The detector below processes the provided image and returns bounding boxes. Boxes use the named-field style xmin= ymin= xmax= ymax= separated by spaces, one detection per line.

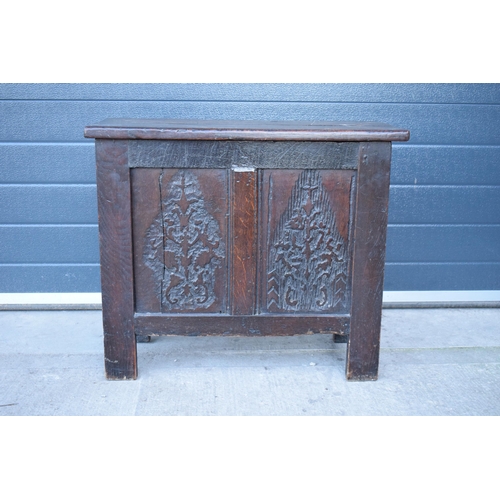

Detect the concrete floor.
xmin=0 ymin=308 xmax=499 ymax=415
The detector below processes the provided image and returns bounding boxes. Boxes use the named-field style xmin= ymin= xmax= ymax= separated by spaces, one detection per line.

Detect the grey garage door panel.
xmin=388 ymin=186 xmax=500 ymax=224
xmin=0 ymin=186 xmax=97 ymax=224
xmin=0 ymin=226 xmax=99 ymax=263
xmin=1 ymin=101 xmax=499 ymax=145
xmin=1 ymin=83 xmax=499 ymax=104
xmin=386 ymin=226 xmax=500 ymax=263
xmin=391 ymin=145 xmax=500 ymax=186
xmin=0 ymin=265 xmax=101 ymax=293
xmin=0 ymin=144 xmax=95 ymax=184
xmin=385 ymin=263 xmax=500 ymax=291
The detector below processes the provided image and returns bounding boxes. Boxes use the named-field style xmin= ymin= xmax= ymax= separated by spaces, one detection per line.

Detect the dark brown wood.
xmin=134 ymin=313 xmax=349 ymax=336
xmin=128 ymin=140 xmax=359 ymax=170
xmin=131 ymin=168 xmax=163 ymax=312
xmin=346 ymin=142 xmax=392 ymax=381
xmin=260 ymin=169 xmax=355 ymax=314
xmin=231 ymin=168 xmax=257 ymax=315
xmin=133 ymin=168 xmax=229 ymax=314
xmin=89 ymin=119 xmax=409 ymax=381
xmin=85 ymin=119 xmax=410 ymax=142
xmin=95 ymin=139 xmax=137 ymax=380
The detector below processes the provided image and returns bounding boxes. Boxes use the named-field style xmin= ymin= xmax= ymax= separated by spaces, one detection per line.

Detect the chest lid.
xmin=84 ymin=118 xmax=410 ymax=142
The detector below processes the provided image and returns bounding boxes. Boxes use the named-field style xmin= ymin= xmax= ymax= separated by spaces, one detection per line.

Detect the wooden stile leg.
xmin=230 ymin=168 xmax=257 ymax=315
xmin=96 ymin=139 xmax=137 ymax=380
xmin=346 ymin=142 xmax=392 ymax=381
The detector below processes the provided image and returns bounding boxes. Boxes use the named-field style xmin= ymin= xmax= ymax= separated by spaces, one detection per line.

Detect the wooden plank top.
xmin=84 ymin=118 xmax=410 ymax=142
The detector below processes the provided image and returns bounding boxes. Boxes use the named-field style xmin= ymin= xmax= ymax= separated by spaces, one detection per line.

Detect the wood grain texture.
xmin=346 ymin=142 xmax=392 ymax=381
xmin=131 ymin=168 xmax=163 ymax=312
xmin=260 ymin=169 xmax=355 ymax=314
xmin=92 ymin=126 xmax=400 ymax=381
xmin=134 ymin=313 xmax=349 ymax=336
xmin=85 ymin=119 xmax=410 ymax=142
xmin=96 ymin=139 xmax=137 ymax=380
xmin=132 ymin=168 xmax=228 ymax=314
xmin=230 ymin=169 xmax=257 ymax=315
xmin=128 ymin=140 xmax=359 ymax=169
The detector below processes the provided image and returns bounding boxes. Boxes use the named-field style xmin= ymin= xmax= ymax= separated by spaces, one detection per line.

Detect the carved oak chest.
xmin=84 ymin=119 xmax=409 ymax=381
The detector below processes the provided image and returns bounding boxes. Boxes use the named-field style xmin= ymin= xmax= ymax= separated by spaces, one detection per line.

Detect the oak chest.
xmin=84 ymin=119 xmax=409 ymax=381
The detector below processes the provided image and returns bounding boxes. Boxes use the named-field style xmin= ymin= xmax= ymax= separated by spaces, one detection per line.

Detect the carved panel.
xmin=132 ymin=168 xmax=227 ymax=313
xmin=263 ymin=169 xmax=353 ymax=314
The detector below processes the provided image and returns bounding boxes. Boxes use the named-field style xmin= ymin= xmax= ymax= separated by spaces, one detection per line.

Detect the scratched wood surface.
xmin=230 ymin=169 xmax=257 ymax=315
xmin=131 ymin=168 xmax=163 ymax=312
xmin=85 ymin=118 xmax=410 ymax=142
xmin=132 ymin=168 xmax=228 ymax=314
xmin=346 ymin=142 xmax=392 ymax=380
xmin=128 ymin=140 xmax=359 ymax=170
xmin=134 ymin=314 xmax=349 ymax=337
xmin=90 ymin=120 xmax=408 ymax=381
xmin=259 ymin=169 xmax=355 ymax=315
xmin=95 ymin=139 xmax=137 ymax=380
